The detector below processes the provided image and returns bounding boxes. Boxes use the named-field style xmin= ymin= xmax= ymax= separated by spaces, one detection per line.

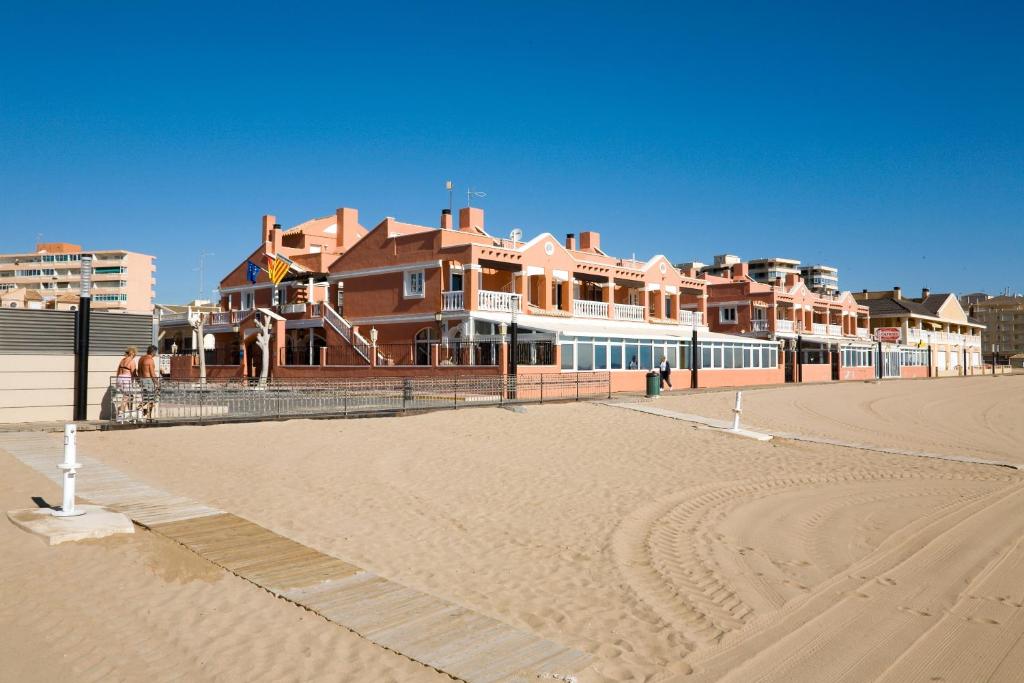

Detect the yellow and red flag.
xmin=266 ymin=254 xmax=290 ymax=285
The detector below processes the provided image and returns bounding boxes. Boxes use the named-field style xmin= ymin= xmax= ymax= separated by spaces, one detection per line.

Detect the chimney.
xmin=262 ymin=214 xmax=276 ymax=244
xmin=565 ymin=233 xmax=576 ymax=250
xmin=731 ymin=262 xmax=748 ymax=280
xmin=785 ymin=273 xmax=799 ymax=287
xmin=921 ymin=287 xmax=930 ymax=299
xmin=893 ymin=286 xmax=901 ymax=300
xmin=271 ymin=223 xmax=283 ymax=253
xmin=458 ymin=207 xmax=484 ymax=232
xmin=579 ymin=231 xmax=600 ymax=252
xmin=440 ymin=208 xmax=453 ymax=230
xmin=335 ymin=207 xmax=362 ymax=251
xmin=775 ymin=276 xmax=783 ymax=288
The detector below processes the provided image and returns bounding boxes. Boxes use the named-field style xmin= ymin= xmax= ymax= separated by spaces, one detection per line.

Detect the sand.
xmin=3 ymin=375 xmax=1023 ymax=681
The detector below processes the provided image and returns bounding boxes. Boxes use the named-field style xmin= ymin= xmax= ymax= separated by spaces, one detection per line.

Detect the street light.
xmin=73 ymin=255 xmax=94 ymax=421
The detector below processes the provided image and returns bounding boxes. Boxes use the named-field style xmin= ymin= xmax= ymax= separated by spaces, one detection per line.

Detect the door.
xmin=831 ymin=348 xmax=840 ymax=380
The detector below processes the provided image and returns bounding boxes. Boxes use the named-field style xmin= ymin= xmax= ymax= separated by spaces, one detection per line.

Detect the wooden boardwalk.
xmin=0 ymin=433 xmax=592 ymax=683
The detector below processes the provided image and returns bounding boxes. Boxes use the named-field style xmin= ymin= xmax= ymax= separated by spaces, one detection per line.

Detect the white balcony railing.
xmin=477 ymin=290 xmax=521 ymax=313
xmin=573 ymin=299 xmax=608 ymax=319
xmin=210 ymin=311 xmax=231 ymax=325
xmin=812 ymin=323 xmax=827 ymax=336
xmin=827 ymin=324 xmax=843 ymax=336
xmin=752 ymin=319 xmax=769 ymax=332
xmin=776 ymin=319 xmax=795 ymax=333
xmin=856 ymin=327 xmax=869 ymax=338
xmin=678 ymin=310 xmax=705 ymax=326
xmin=614 ymin=303 xmax=645 ymax=322
xmin=159 ymin=312 xmax=189 ymax=323
xmin=230 ymin=309 xmax=251 ymax=324
xmin=442 ymin=290 xmax=464 ymax=311
xmin=278 ymin=303 xmax=307 ymax=314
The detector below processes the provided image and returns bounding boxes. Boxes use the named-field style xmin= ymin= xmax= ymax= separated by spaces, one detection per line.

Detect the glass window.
xmin=701 ymin=345 xmax=711 ymax=368
xmin=610 ymin=344 xmax=623 ymax=369
xmin=578 ymin=343 xmax=594 ymax=371
xmin=667 ymin=345 xmax=678 ymax=368
xmin=561 ymin=343 xmax=575 ymax=370
xmin=713 ymin=345 xmax=723 ymax=368
xmin=743 ymin=347 xmax=751 ymax=367
xmin=724 ymin=345 xmax=735 ymax=368
xmin=720 ymin=306 xmax=737 ymax=323
xmin=594 ymin=343 xmax=607 ymax=370
xmin=625 ymin=343 xmax=639 ymax=369
xmin=640 ymin=344 xmax=653 ymax=369
xmin=404 ymin=270 xmax=425 ymax=298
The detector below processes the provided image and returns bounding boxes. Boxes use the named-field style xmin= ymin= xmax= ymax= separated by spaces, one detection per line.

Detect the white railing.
xmin=442 ymin=291 xmax=464 ymax=311
xmin=210 ymin=311 xmax=231 ymax=326
xmin=477 ymin=290 xmax=521 ymax=312
xmin=827 ymin=324 xmax=843 ymax=336
xmin=614 ymin=303 xmax=645 ymax=322
xmin=776 ymin=319 xmax=794 ymax=333
xmin=812 ymin=323 xmax=827 ymax=336
xmin=230 ymin=309 xmax=251 ymax=324
xmin=159 ymin=312 xmax=189 ymax=323
xmin=856 ymin=327 xmax=869 ymax=338
xmin=678 ymin=310 xmax=705 ymax=326
xmin=752 ymin=319 xmax=769 ymax=332
xmin=321 ymin=303 xmax=373 ymax=362
xmin=573 ymin=299 xmax=608 ymax=319
xmin=310 ymin=303 xmax=323 ymax=317
xmin=279 ymin=303 xmax=306 ymax=314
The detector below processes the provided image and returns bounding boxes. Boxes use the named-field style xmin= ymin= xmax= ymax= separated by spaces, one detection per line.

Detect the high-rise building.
xmin=799 ymin=264 xmax=839 ymax=296
xmin=968 ymin=294 xmax=1024 ymax=356
xmin=0 ymin=242 xmax=155 ymax=313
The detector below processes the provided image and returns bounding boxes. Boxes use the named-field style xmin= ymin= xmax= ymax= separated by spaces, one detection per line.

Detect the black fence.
xmin=438 ymin=341 xmax=500 ymax=366
xmin=514 ymin=340 xmax=555 ymax=366
xmin=108 ymin=373 xmax=613 ymax=424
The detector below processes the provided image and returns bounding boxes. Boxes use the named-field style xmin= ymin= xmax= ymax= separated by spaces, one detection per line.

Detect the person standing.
xmin=659 ymin=355 xmax=672 ymax=391
xmin=116 ymin=347 xmax=138 ymax=420
xmin=138 ymin=345 xmax=160 ymax=420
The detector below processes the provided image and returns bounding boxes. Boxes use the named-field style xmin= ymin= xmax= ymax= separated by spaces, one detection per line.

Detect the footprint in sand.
xmin=964 ymin=616 xmax=1000 ymax=625
xmin=898 ymin=606 xmax=932 ymax=617
xmin=876 ymin=577 xmax=898 ymax=586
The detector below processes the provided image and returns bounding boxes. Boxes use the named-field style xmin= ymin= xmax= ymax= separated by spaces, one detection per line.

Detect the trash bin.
xmin=646 ymin=370 xmax=661 ymax=398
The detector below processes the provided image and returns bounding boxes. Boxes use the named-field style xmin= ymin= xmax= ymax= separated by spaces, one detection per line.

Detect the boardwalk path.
xmin=0 ymin=432 xmax=591 ymax=683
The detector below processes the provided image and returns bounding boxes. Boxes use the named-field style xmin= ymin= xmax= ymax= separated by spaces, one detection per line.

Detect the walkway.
xmin=0 ymin=432 xmax=592 ymax=683
xmin=604 ymin=402 xmax=1023 ymax=471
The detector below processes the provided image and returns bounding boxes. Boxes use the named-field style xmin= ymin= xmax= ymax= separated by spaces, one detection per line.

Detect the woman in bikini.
xmin=116 ymin=347 xmax=138 ymax=419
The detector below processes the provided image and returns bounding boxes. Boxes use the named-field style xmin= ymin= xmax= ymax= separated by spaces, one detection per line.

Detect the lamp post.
xmin=73 ymin=254 xmax=93 ymax=421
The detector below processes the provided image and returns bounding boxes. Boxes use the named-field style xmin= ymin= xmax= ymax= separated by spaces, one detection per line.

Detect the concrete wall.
xmin=799 ymin=364 xmax=832 ymax=383
xmin=838 ymin=365 xmax=876 ymax=381
xmin=0 ymin=354 xmax=121 ymax=423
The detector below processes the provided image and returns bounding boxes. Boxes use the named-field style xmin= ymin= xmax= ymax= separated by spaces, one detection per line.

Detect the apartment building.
xmin=968 ymin=294 xmax=1024 ymax=356
xmin=747 ymin=257 xmax=801 ymax=286
xmin=799 ymin=264 xmax=839 ymax=296
xmin=0 ymin=242 xmax=155 ymax=313
xmin=854 ymin=287 xmax=985 ymax=376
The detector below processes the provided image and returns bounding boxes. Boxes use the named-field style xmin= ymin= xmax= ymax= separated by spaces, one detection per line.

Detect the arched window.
xmin=414 ymin=327 xmax=437 ymax=366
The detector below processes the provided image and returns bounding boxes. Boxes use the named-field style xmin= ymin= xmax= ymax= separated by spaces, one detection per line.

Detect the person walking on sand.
xmin=138 ymin=345 xmax=160 ymax=420
xmin=659 ymin=355 xmax=672 ymax=391
xmin=116 ymin=346 xmax=138 ymax=419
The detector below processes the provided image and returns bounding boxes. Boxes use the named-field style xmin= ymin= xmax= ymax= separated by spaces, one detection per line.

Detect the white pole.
xmin=732 ymin=391 xmax=742 ymax=431
xmin=53 ymin=423 xmax=85 ymax=517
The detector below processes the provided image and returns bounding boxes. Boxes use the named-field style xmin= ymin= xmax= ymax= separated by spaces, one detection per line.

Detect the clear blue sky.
xmin=2 ymin=1 xmax=1021 ymax=303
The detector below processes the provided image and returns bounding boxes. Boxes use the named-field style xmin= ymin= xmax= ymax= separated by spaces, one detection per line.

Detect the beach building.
xmin=747 ymin=257 xmax=801 ymax=286
xmin=968 ymin=294 xmax=1024 ymax=357
xmin=799 ymin=264 xmax=840 ymax=296
xmin=688 ymin=260 xmax=875 ymax=382
xmin=0 ymin=242 xmax=155 ymax=313
xmin=854 ymin=287 xmax=985 ymax=376
xmin=186 ymin=205 xmax=785 ymax=389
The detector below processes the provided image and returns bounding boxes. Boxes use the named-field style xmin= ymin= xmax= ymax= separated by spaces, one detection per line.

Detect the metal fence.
xmin=108 ymin=372 xmax=612 ymax=424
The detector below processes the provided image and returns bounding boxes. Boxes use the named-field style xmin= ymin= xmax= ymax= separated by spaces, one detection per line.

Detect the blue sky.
xmin=2 ymin=1 xmax=1021 ymax=303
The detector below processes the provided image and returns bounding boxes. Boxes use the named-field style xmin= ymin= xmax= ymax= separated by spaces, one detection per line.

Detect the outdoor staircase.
xmin=319 ymin=303 xmax=375 ymax=363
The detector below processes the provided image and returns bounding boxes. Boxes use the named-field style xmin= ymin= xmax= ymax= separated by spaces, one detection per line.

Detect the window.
xmin=450 ymin=271 xmax=463 ymax=292
xmin=720 ymin=306 xmax=737 ymax=324
xmin=404 ymin=270 xmax=425 ymax=298
xmin=242 ymin=291 xmax=254 ymax=310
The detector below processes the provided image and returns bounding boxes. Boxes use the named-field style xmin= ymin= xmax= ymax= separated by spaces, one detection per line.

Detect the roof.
xmin=858 ymin=296 xmax=937 ymax=319
xmin=919 ymin=293 xmax=953 ymax=316
xmin=56 ymin=292 xmax=80 ymax=303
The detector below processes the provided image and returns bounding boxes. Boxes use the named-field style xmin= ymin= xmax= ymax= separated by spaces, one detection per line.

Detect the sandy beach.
xmin=3 ymin=375 xmax=1023 ymax=682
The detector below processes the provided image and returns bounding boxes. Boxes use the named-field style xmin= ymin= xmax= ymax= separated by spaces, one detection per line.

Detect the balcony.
xmin=678 ymin=310 xmax=704 ymax=326
xmin=752 ymin=319 xmax=769 ymax=332
xmin=477 ymin=290 xmax=521 ymax=313
xmin=812 ymin=323 xmax=827 ymax=336
xmin=776 ymin=319 xmax=795 ymax=333
xmin=614 ymin=303 xmax=645 ymax=322
xmin=278 ymin=303 xmax=307 ymax=315
xmin=573 ymin=300 xmax=608 ymax=319
xmin=442 ymin=291 xmax=464 ymax=311
xmin=827 ymin=324 xmax=843 ymax=336
xmin=856 ymin=327 xmax=869 ymax=338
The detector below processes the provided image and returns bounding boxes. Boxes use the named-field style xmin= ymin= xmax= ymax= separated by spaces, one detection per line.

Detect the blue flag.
xmin=246 ymin=260 xmax=259 ymax=284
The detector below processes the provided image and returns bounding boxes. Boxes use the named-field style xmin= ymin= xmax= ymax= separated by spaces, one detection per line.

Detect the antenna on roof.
xmin=445 ymin=180 xmax=453 ymax=214
xmin=466 ymin=188 xmax=486 ymax=207
xmin=194 ymin=251 xmax=215 ymax=301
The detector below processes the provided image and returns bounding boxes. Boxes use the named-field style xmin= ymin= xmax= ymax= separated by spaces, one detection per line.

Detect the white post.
xmin=53 ymin=423 xmax=85 ymax=517
xmin=731 ymin=391 xmax=742 ymax=431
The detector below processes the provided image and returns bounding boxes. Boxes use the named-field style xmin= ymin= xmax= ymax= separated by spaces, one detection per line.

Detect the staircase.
xmin=320 ymin=303 xmax=374 ymax=363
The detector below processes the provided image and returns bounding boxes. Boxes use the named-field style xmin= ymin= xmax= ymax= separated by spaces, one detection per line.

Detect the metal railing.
xmin=108 ymin=373 xmax=612 ymax=424
xmin=573 ymin=299 xmax=608 ymax=319
xmin=438 ymin=340 xmax=500 ymax=366
xmin=278 ymin=303 xmax=307 ymax=314
xmin=375 ymin=342 xmax=431 ymax=366
xmin=442 ymin=291 xmax=464 ymax=311
xmin=514 ymin=340 xmax=555 ymax=366
xmin=751 ymin=319 xmax=769 ymax=332
xmin=324 ymin=345 xmax=371 ymax=366
xmin=280 ymin=347 xmax=323 ymax=366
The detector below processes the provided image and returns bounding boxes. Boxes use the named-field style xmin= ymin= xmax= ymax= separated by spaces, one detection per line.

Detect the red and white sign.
xmin=874 ymin=327 xmax=901 ymax=343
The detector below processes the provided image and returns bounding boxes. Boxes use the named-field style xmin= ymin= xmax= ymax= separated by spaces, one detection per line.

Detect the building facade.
xmin=854 ymin=287 xmax=985 ymax=376
xmin=0 ymin=242 xmax=155 ymax=313
xmin=968 ymin=294 xmax=1024 ymax=357
xmin=799 ymin=264 xmax=839 ymax=296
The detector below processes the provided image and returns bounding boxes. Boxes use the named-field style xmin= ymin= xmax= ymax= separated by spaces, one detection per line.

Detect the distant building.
xmin=968 ymin=294 xmax=1024 ymax=356
xmin=747 ymin=257 xmax=801 ymax=287
xmin=0 ymin=242 xmax=155 ymax=313
xmin=799 ymin=264 xmax=839 ymax=296
xmin=959 ymin=292 xmax=990 ymax=308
